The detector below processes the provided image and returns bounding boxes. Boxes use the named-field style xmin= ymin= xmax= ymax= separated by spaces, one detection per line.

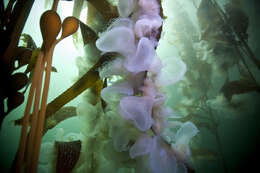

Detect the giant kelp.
xmin=3 ymin=0 xmax=259 ymax=173
xmin=14 ymin=1 xmax=81 ymax=172
xmin=55 ymin=140 xmax=81 ymax=173
xmin=7 ymin=0 xmax=118 ymax=172
xmin=0 ymin=0 xmax=35 ymax=127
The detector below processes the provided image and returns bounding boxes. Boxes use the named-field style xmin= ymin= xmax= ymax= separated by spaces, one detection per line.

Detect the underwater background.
xmin=0 ymin=0 xmax=260 ymax=172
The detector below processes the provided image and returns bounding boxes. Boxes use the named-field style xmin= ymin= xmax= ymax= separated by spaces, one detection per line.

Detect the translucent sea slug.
xmin=95 ymin=0 xmax=199 ymax=172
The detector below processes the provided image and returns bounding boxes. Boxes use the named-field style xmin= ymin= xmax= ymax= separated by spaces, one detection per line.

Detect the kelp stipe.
xmin=15 ymin=0 xmax=79 ymax=172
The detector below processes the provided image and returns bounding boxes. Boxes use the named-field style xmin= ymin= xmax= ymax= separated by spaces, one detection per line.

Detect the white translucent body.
xmin=155 ymin=56 xmax=187 ymax=86
xmin=119 ymin=96 xmax=154 ymax=131
xmin=101 ymin=82 xmax=134 ymax=103
xmin=149 ymin=137 xmax=177 ymax=173
xmin=124 ymin=37 xmax=155 ymax=73
xmin=172 ymin=122 xmax=199 ymax=161
xmin=135 ymin=14 xmax=162 ymax=39
xmin=108 ymin=18 xmax=134 ymax=30
xmin=117 ymin=0 xmax=137 ymax=17
xmin=129 ymin=135 xmax=153 ymax=158
xmin=96 ymin=26 xmax=136 ymax=56
xmin=138 ymin=0 xmax=160 ymax=15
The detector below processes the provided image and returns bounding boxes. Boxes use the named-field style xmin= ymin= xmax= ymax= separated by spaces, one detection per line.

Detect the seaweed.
xmin=45 ymin=52 xmax=115 ymax=120
xmin=20 ymin=33 xmax=38 ymax=50
xmin=190 ymin=147 xmax=218 ymax=161
xmin=55 ymin=140 xmax=82 ymax=173
xmin=208 ymin=0 xmax=260 ymax=71
xmin=13 ymin=21 xmax=107 ymax=132
xmin=3 ymin=0 xmax=208 ymax=172
xmin=0 ymin=0 xmax=35 ymax=127
xmin=44 ymin=106 xmax=77 ymax=133
xmin=41 ymin=21 xmax=108 ymax=123
xmin=71 ymin=0 xmax=118 ymax=48
xmin=14 ymin=1 xmax=82 ymax=172
xmin=79 ymin=21 xmax=98 ymax=45
xmin=221 ymin=80 xmax=260 ymax=101
xmin=87 ymin=0 xmax=118 ymax=22
xmin=167 ymin=1 xmax=260 ymax=172
xmin=21 ymin=37 xmax=58 ymax=94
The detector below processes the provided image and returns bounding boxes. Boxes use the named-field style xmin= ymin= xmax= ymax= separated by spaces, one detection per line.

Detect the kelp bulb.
xmin=40 ymin=10 xmax=61 ymax=52
xmin=61 ymin=17 xmax=79 ymax=39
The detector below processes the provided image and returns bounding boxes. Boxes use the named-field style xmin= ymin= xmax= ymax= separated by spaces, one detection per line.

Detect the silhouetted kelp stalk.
xmin=0 ymin=0 xmax=35 ymax=127
xmin=210 ymin=0 xmax=260 ymax=71
xmin=15 ymin=0 xmax=79 ymax=172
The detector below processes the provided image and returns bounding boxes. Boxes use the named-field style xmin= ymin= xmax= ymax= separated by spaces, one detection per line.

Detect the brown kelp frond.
xmin=44 ymin=106 xmax=77 ymax=133
xmin=0 ymin=0 xmax=35 ymax=127
xmin=24 ymin=48 xmax=41 ymax=73
xmin=12 ymin=47 xmax=32 ymax=70
xmin=71 ymin=0 xmax=108 ymax=48
xmin=14 ymin=106 xmax=76 ymax=129
xmin=87 ymin=0 xmax=118 ymax=22
xmin=10 ymin=73 xmax=29 ymax=92
xmin=85 ymin=2 xmax=107 ymax=33
xmin=221 ymin=80 xmax=260 ymax=101
xmin=191 ymin=147 xmax=218 ymax=161
xmin=55 ymin=140 xmax=82 ymax=173
xmin=93 ymin=79 xmax=103 ymax=98
xmin=20 ymin=33 xmax=38 ymax=50
xmin=14 ymin=53 xmax=115 ymax=130
xmin=80 ymin=21 xmax=98 ymax=45
xmin=3 ymin=0 xmax=35 ymax=63
xmin=4 ymin=92 xmax=24 ymax=124
xmin=1 ymin=71 xmax=28 ymax=121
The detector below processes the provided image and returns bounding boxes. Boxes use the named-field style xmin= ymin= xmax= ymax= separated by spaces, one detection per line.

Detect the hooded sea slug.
xmin=95 ymin=0 xmax=199 ymax=172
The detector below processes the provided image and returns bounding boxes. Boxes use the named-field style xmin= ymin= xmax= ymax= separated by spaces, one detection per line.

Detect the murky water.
xmin=0 ymin=0 xmax=259 ymax=173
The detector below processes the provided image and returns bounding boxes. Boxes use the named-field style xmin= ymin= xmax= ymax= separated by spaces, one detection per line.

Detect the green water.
xmin=1 ymin=0 xmax=260 ymax=173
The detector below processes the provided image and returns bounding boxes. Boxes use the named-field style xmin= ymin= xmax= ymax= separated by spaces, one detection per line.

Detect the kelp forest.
xmin=0 ymin=0 xmax=260 ymax=173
